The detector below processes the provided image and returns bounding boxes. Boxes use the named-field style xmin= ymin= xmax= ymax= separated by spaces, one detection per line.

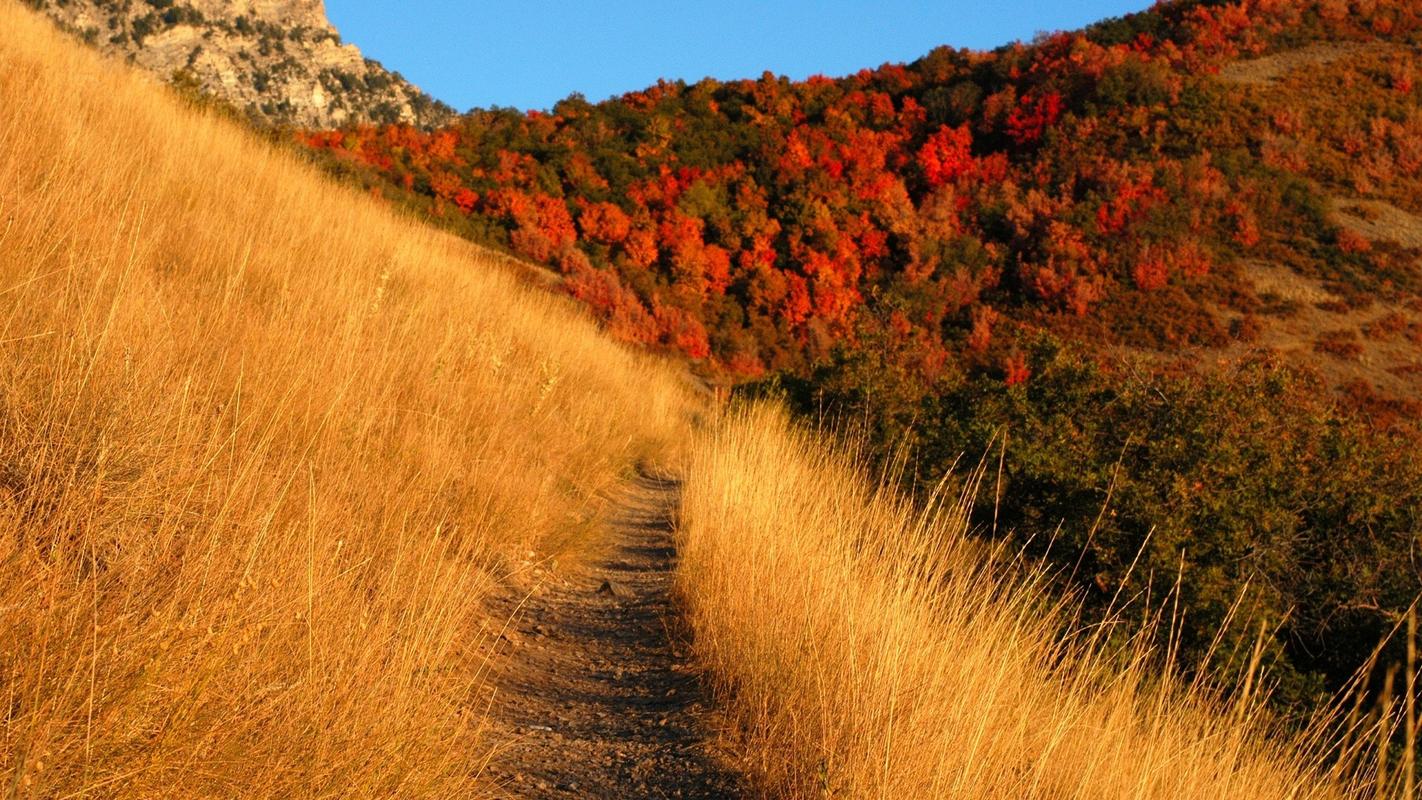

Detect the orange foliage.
xmin=918 ymin=124 xmax=974 ymax=187
xmin=295 ymin=0 xmax=1422 ymax=375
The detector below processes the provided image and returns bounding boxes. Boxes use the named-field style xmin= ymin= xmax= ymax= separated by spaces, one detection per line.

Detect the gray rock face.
xmin=31 ymin=0 xmax=455 ymax=129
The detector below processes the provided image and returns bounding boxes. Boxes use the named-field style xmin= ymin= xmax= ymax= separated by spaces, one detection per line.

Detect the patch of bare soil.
xmin=1242 ymin=259 xmax=1337 ymax=305
xmin=1332 ymin=197 xmax=1422 ymax=250
xmin=1218 ymin=41 xmax=1367 ymax=85
xmin=478 ymin=473 xmax=746 ymax=799
xmin=1208 ymin=261 xmax=1422 ymax=397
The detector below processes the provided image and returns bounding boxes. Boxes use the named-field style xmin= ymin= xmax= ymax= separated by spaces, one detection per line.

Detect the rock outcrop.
xmin=31 ymin=0 xmax=454 ymax=128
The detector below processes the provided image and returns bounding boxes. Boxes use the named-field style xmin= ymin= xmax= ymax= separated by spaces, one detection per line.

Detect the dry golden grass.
xmin=0 ymin=2 xmax=693 ymax=795
xmin=676 ymin=404 xmax=1401 ymax=799
xmin=6 ymin=3 xmax=1415 ymax=798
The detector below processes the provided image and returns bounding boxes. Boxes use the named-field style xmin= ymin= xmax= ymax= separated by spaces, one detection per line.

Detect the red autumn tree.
xmin=918 ymin=124 xmax=974 ymax=187
xmin=579 ymin=202 xmax=633 ymax=244
xmin=1006 ymin=91 xmax=1065 ymax=145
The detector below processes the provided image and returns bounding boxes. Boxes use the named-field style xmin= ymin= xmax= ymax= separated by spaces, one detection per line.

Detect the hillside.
xmin=0 ymin=2 xmax=690 ymax=794
xmin=296 ymin=0 xmax=1422 ymax=717
xmin=677 ymin=405 xmax=1403 ymax=798
xmin=296 ymin=0 xmax=1422 ymax=394
xmin=30 ymin=0 xmax=452 ymax=127
xmin=5 ymin=0 xmax=1422 ymax=797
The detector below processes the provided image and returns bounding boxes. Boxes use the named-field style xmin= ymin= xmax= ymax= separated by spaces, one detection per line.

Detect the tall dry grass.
xmin=676 ymin=404 xmax=1398 ymax=799
xmin=6 ymin=2 xmax=1412 ymax=798
xmin=0 ymin=3 xmax=692 ymax=795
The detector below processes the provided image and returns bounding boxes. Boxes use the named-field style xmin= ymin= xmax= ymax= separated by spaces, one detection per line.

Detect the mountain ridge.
xmin=31 ymin=0 xmax=453 ymax=128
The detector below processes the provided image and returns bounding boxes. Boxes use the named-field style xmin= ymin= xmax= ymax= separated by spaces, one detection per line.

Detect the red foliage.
xmin=1003 ymin=352 xmax=1031 ymax=386
xmin=967 ymin=306 xmax=998 ymax=352
xmin=918 ymin=124 xmax=974 ymax=187
xmin=1006 ymin=91 xmax=1064 ymax=145
xmin=1096 ymin=169 xmax=1166 ymax=234
xmin=703 ymin=244 xmax=732 ymax=295
xmin=782 ymin=273 xmax=813 ymax=325
xmin=1172 ymin=239 xmax=1213 ymax=278
xmin=534 ymin=195 xmax=577 ymax=251
xmin=295 ymin=0 xmax=1422 ymax=375
xmin=579 ymin=202 xmax=632 ymax=244
xmin=1337 ymin=228 xmax=1372 ymax=253
xmin=724 ymin=351 xmax=767 ymax=378
xmin=429 ymin=171 xmax=464 ymax=204
xmin=653 ymin=303 xmax=712 ymax=359
xmin=1392 ymin=63 xmax=1415 ymax=94
xmin=658 ymin=210 xmax=704 ymax=255
xmin=622 ymin=227 xmax=659 ymax=269
xmin=1132 ymin=254 xmax=1169 ymax=291
xmin=482 ymin=187 xmax=534 ymax=223
xmin=454 ymin=188 xmax=478 ymax=214
xmin=1226 ymin=201 xmax=1261 ymax=249
xmin=563 ymin=262 xmax=659 ymax=345
xmin=510 ymin=228 xmax=556 ymax=263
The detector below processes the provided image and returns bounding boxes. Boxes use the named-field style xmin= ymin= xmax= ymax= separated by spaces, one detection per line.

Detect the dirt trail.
xmin=480 ymin=473 xmax=745 ymax=799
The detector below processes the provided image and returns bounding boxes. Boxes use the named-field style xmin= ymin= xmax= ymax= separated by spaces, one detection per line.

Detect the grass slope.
xmin=0 ymin=3 xmax=690 ymax=795
xmin=677 ymin=405 xmax=1409 ymax=798
xmin=3 ymin=2 xmax=1415 ymax=798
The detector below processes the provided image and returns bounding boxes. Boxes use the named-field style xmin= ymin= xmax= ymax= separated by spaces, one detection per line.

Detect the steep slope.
xmin=2 ymin=1 xmax=1418 ymax=797
xmin=294 ymin=0 xmax=1422 ymax=394
xmin=673 ymin=405 xmax=1409 ymax=798
xmin=0 ymin=2 xmax=691 ymax=795
xmin=294 ymin=0 xmax=1422 ymax=718
xmin=30 ymin=0 xmax=453 ymax=127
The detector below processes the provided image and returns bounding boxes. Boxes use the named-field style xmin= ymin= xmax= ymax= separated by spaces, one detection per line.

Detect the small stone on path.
xmin=596 ymin=578 xmax=631 ymax=599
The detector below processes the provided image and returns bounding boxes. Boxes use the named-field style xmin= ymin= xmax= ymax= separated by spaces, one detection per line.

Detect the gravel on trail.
xmin=479 ymin=473 xmax=747 ymax=799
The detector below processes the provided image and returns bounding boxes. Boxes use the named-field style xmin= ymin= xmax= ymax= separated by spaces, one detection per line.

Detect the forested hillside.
xmin=296 ymin=0 xmax=1422 ymax=715
xmin=299 ymin=0 xmax=1421 ymax=387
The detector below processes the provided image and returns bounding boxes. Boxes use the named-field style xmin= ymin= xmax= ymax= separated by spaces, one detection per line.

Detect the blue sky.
xmin=325 ymin=1 xmax=1154 ymax=113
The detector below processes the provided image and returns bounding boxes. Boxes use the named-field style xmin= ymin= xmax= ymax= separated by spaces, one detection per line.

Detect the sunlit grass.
xmin=676 ymin=404 xmax=1402 ymax=799
xmin=0 ymin=3 xmax=692 ymax=795
xmin=5 ymin=2 xmax=1416 ymax=798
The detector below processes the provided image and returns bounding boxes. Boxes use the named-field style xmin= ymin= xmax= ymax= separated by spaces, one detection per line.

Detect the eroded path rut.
xmin=481 ymin=473 xmax=745 ymax=799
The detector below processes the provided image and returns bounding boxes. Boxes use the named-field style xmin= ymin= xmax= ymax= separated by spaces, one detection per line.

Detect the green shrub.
xmin=770 ymin=337 xmax=1422 ymax=715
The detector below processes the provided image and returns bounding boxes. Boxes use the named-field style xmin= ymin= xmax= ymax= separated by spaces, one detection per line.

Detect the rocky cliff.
xmin=31 ymin=0 xmax=453 ymax=128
